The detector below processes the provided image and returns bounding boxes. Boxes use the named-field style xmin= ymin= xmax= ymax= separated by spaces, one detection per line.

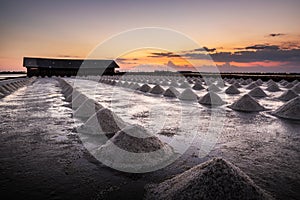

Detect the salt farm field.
xmin=0 ymin=76 xmax=299 ymax=199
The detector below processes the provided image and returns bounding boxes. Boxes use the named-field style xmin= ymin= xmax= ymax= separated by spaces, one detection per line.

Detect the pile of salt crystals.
xmin=278 ymin=89 xmax=298 ymax=101
xmin=77 ymin=108 xmax=127 ymax=135
xmin=145 ymin=157 xmax=273 ymax=200
xmin=149 ymin=85 xmax=165 ymax=95
xmin=225 ymin=85 xmax=240 ymax=94
xmin=248 ymin=87 xmax=268 ymax=98
xmin=266 ymin=83 xmax=281 ymax=92
xmin=73 ymin=99 xmax=103 ymax=121
xmin=199 ymin=91 xmax=225 ymax=106
xmin=163 ymin=87 xmax=180 ymax=98
xmin=178 ymin=88 xmax=198 ymax=101
xmin=291 ymin=83 xmax=300 ymax=94
xmin=272 ymin=96 xmax=300 ymax=120
xmin=139 ymin=84 xmax=151 ymax=93
xmin=207 ymin=84 xmax=221 ymax=92
xmin=192 ymin=82 xmax=205 ymax=90
xmin=229 ymin=94 xmax=265 ymax=112
xmin=94 ymin=124 xmax=174 ymax=172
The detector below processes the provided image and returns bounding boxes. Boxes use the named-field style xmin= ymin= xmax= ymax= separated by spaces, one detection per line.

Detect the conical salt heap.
xmin=145 ymin=157 xmax=272 ymax=200
xmin=163 ymin=87 xmax=180 ymax=98
xmin=179 ymin=82 xmax=191 ymax=88
xmin=229 ymin=94 xmax=265 ymax=112
xmin=72 ymin=93 xmax=89 ymax=109
xmin=256 ymin=79 xmax=264 ymax=85
xmin=78 ymin=108 xmax=127 ymax=135
xmin=192 ymin=82 xmax=204 ymax=90
xmin=248 ymin=87 xmax=268 ymax=98
xmin=207 ymin=84 xmax=221 ymax=92
xmin=292 ymin=80 xmax=299 ymax=85
xmin=199 ymin=91 xmax=225 ymax=106
xmin=278 ymin=89 xmax=298 ymax=101
xmin=225 ymin=85 xmax=240 ymax=94
xmin=233 ymin=82 xmax=242 ymax=88
xmin=178 ymin=88 xmax=198 ymax=101
xmin=246 ymin=82 xmax=258 ymax=89
xmin=94 ymin=124 xmax=174 ymax=171
xmin=266 ymin=83 xmax=281 ymax=92
xmin=150 ymin=85 xmax=165 ymax=95
xmin=139 ymin=84 xmax=151 ymax=93
xmin=170 ymin=81 xmax=179 ymax=87
xmin=291 ymin=83 xmax=300 ymax=93
xmin=285 ymin=83 xmax=294 ymax=89
xmin=272 ymin=97 xmax=300 ymax=120
xmin=73 ymin=99 xmax=103 ymax=121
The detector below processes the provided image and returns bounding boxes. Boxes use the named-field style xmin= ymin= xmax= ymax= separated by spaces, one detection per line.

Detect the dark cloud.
xmin=148 ymin=52 xmax=180 ymax=58
xmin=193 ymin=46 xmax=216 ymax=52
xmin=269 ymin=33 xmax=285 ymax=37
xmin=245 ymin=44 xmax=280 ymax=51
xmin=183 ymin=44 xmax=300 ymax=63
xmin=115 ymin=58 xmax=138 ymax=65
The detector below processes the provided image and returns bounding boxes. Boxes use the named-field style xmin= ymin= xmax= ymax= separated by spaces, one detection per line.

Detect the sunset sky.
xmin=0 ymin=0 xmax=300 ymax=72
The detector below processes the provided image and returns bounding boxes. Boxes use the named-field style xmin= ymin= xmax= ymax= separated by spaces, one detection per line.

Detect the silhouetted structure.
xmin=23 ymin=57 xmax=119 ymax=77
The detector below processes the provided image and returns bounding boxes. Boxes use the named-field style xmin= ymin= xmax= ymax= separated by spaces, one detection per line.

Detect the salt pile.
xmin=163 ymin=87 xmax=180 ymax=98
xmin=170 ymin=81 xmax=179 ymax=87
xmin=144 ymin=158 xmax=272 ymax=200
xmin=192 ymin=82 xmax=204 ymax=90
xmin=266 ymin=83 xmax=281 ymax=92
xmin=291 ymin=83 xmax=300 ymax=93
xmin=248 ymin=87 xmax=268 ymax=98
xmin=278 ymin=89 xmax=298 ymax=101
xmin=94 ymin=124 xmax=174 ymax=171
xmin=199 ymin=91 xmax=225 ymax=106
xmin=285 ymin=83 xmax=294 ymax=89
xmin=72 ymin=93 xmax=89 ymax=109
xmin=139 ymin=84 xmax=151 ymax=93
xmin=272 ymin=97 xmax=300 ymax=120
xmin=229 ymin=94 xmax=265 ymax=112
xmin=179 ymin=82 xmax=190 ymax=88
xmin=225 ymin=85 xmax=240 ymax=94
xmin=207 ymin=84 xmax=221 ymax=92
xmin=78 ymin=108 xmax=127 ymax=135
xmin=246 ymin=82 xmax=258 ymax=89
xmin=233 ymin=82 xmax=242 ymax=88
xmin=73 ymin=99 xmax=103 ymax=121
xmin=178 ymin=88 xmax=198 ymax=101
xmin=149 ymin=85 xmax=165 ymax=95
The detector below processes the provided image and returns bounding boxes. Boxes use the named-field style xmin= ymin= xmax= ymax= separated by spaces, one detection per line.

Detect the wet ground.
xmin=0 ymin=77 xmax=299 ymax=200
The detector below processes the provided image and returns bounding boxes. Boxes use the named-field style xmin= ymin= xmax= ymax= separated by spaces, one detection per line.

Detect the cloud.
xmin=115 ymin=58 xmax=138 ymax=65
xmin=193 ymin=46 xmax=216 ymax=52
xmin=148 ymin=52 xmax=180 ymax=58
xmin=244 ymin=44 xmax=280 ymax=51
xmin=269 ymin=33 xmax=285 ymax=37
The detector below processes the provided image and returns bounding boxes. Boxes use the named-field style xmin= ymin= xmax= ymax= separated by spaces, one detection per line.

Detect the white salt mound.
xmin=94 ymin=124 xmax=174 ymax=171
xmin=266 ymin=83 xmax=281 ymax=92
xmin=199 ymin=91 xmax=225 ymax=106
xmin=150 ymin=85 xmax=165 ymax=95
xmin=291 ymin=83 xmax=300 ymax=93
xmin=225 ymin=85 xmax=240 ymax=94
xmin=163 ymin=87 xmax=180 ymax=98
xmin=73 ymin=99 xmax=103 ymax=120
xmin=246 ymin=82 xmax=258 ymax=90
xmin=78 ymin=108 xmax=127 ymax=135
xmin=248 ymin=87 xmax=268 ymax=98
xmin=178 ymin=88 xmax=198 ymax=101
xmin=139 ymin=84 xmax=151 ymax=93
xmin=272 ymin=97 xmax=300 ymax=120
xmin=144 ymin=157 xmax=272 ymax=200
xmin=192 ymin=82 xmax=204 ymax=90
xmin=179 ymin=82 xmax=190 ymax=88
xmin=207 ymin=84 xmax=221 ymax=92
xmin=229 ymin=94 xmax=265 ymax=112
xmin=72 ymin=93 xmax=89 ymax=109
xmin=278 ymin=89 xmax=298 ymax=101
xmin=192 ymin=83 xmax=204 ymax=90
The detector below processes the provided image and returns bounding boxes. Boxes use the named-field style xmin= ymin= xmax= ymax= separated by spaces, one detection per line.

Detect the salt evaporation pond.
xmin=64 ymin=77 xmax=300 ymax=199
